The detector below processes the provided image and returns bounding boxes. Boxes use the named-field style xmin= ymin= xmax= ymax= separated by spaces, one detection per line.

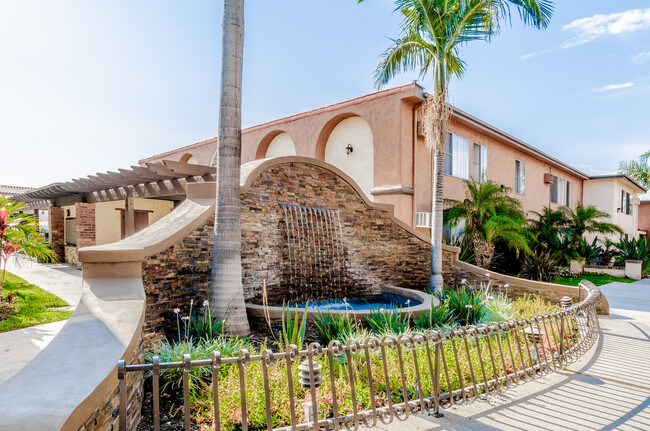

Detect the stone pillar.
xmin=49 ymin=206 xmax=65 ymax=263
xmin=125 ymin=197 xmax=135 ymax=238
xmin=75 ymin=203 xmax=96 ymax=251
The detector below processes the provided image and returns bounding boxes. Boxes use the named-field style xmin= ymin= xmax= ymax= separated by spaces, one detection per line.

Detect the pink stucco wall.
xmin=141 ymin=83 xmax=588 ymax=228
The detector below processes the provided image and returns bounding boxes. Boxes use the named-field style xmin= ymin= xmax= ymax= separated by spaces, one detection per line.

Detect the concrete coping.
xmin=246 ymin=285 xmax=437 ymax=321
xmin=453 ymin=259 xmax=610 ymax=315
xmin=0 ymin=277 xmax=145 ymax=431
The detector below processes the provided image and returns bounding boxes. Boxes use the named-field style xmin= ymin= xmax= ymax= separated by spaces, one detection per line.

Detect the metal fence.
xmin=118 ymin=282 xmax=601 ymax=431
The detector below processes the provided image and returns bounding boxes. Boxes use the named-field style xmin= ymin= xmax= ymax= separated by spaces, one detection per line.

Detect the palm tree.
xmin=209 ymin=0 xmax=250 ymax=336
xmin=528 ymin=207 xmax=570 ymax=250
xmin=361 ymin=0 xmax=553 ymax=290
xmin=564 ymin=203 xmax=622 ymax=247
xmin=619 ymin=150 xmax=650 ymax=188
xmin=445 ymin=180 xmax=530 ymax=268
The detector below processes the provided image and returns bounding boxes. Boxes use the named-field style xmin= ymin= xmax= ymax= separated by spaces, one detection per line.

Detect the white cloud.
xmin=562 ymin=8 xmax=650 ymax=47
xmin=520 ymin=49 xmax=552 ymax=60
xmin=594 ymin=82 xmax=634 ymax=92
xmin=632 ymin=51 xmax=650 ymax=64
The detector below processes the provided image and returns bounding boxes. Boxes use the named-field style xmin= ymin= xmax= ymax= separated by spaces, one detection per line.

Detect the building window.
xmin=550 ymin=175 xmax=566 ymax=205
xmin=443 ymin=133 xmax=469 ymax=179
xmin=621 ymin=190 xmax=632 ymax=215
xmin=550 ymin=176 xmax=573 ymax=206
xmin=473 ymin=143 xmax=488 ymax=183
xmin=515 ymin=160 xmax=526 ymax=194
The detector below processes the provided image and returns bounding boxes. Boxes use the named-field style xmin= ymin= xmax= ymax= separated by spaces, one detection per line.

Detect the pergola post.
xmin=124 ymin=196 xmax=135 ymax=238
xmin=48 ymin=206 xmax=65 ymax=263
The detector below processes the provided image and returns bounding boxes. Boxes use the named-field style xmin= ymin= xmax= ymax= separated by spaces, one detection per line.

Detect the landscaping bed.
xmin=0 ymin=272 xmax=72 ymax=332
xmin=136 ymin=287 xmax=562 ymax=430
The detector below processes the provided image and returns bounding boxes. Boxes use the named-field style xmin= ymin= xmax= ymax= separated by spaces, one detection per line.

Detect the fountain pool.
xmin=292 ymin=292 xmax=422 ymax=311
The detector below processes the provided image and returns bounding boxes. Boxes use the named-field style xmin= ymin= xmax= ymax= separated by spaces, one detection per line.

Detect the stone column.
xmin=48 ymin=206 xmax=65 ymax=263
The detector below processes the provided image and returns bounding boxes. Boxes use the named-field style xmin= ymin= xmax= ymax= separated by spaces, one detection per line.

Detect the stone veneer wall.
xmin=76 ymin=329 xmax=144 ymax=431
xmin=141 ymin=162 xmax=453 ymax=343
xmin=49 ymin=206 xmax=65 ymax=262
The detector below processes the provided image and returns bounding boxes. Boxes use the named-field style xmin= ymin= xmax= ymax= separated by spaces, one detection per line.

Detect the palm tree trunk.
xmin=209 ymin=0 xmax=250 ymax=336
xmin=472 ymin=233 xmax=494 ymax=269
xmin=427 ymin=60 xmax=448 ymax=292
xmin=431 ymin=145 xmax=445 ymax=290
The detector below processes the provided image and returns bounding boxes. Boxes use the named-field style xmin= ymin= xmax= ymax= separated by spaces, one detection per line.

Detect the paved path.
xmin=382 ymin=280 xmax=650 ymax=430
xmin=0 ymin=258 xmax=83 ymax=385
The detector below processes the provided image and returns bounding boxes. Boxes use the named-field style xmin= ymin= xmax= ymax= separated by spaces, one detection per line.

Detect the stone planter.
xmin=569 ymin=258 xmax=585 ymax=274
xmin=625 ymin=260 xmax=643 ymax=280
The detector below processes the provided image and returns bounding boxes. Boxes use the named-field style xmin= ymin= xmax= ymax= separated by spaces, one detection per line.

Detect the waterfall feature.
xmin=281 ymin=204 xmax=344 ymax=299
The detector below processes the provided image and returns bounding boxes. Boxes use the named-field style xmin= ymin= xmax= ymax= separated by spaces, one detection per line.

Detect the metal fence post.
xmin=432 ymin=340 xmax=443 ymax=418
xmin=118 ymin=360 xmax=127 ymax=431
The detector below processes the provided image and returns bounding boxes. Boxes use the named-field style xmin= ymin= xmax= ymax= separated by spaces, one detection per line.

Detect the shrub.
xmin=482 ymin=293 xmax=515 ymax=323
xmin=513 ymin=294 xmax=558 ymax=318
xmin=610 ymin=237 xmax=650 ymax=267
xmin=364 ymin=307 xmax=410 ymax=334
xmin=313 ymin=311 xmax=356 ymax=345
xmin=147 ymin=336 xmax=248 ymax=394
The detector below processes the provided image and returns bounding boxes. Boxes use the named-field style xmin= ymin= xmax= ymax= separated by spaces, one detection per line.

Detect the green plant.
xmin=190 ymin=300 xmax=225 ymax=341
xmin=609 ymin=237 xmax=650 ymax=267
xmin=482 ymin=293 xmax=515 ymax=323
xmin=364 ymin=307 xmax=410 ymax=334
xmin=413 ymin=300 xmax=454 ymax=330
xmin=519 ymin=249 xmax=560 ymax=282
xmin=445 ymin=180 xmax=530 ymax=268
xmin=513 ymin=294 xmax=558 ymax=317
xmin=360 ymin=0 xmax=552 ymax=290
xmin=443 ymin=286 xmax=486 ymax=326
xmin=619 ymin=150 xmax=650 ymax=188
xmin=280 ymin=302 xmax=309 ymax=349
xmin=313 ymin=311 xmax=357 ymax=345
xmin=1 ymin=197 xmax=54 ymax=296
xmin=147 ymin=335 xmax=248 ymax=394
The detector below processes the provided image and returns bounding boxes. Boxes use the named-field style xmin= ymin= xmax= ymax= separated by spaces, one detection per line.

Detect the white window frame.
xmin=443 ymin=132 xmax=470 ymax=180
xmin=515 ymin=160 xmax=526 ymax=194
xmin=473 ymin=143 xmax=488 ymax=183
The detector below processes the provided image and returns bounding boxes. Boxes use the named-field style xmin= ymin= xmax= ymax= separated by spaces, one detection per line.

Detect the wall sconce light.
xmin=345 ymin=144 xmax=353 ymax=155
xmin=617 ymin=208 xmax=621 ymax=213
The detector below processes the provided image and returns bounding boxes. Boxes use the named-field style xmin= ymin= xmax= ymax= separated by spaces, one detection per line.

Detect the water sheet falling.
xmin=280 ymin=204 xmax=344 ymax=300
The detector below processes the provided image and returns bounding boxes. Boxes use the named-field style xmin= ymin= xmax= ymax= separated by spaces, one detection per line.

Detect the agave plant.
xmin=365 ymin=307 xmax=410 ymax=334
xmin=413 ymin=300 xmax=454 ymax=330
xmin=519 ymin=249 xmax=560 ymax=282
xmin=313 ymin=311 xmax=357 ymax=345
xmin=280 ymin=301 xmax=309 ymax=350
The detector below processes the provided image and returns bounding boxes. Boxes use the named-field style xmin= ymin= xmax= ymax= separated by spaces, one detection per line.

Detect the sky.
xmin=1 ymin=0 xmax=649 ymax=188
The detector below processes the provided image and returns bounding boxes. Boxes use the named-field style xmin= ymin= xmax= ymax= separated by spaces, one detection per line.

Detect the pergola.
xmin=13 ymin=160 xmax=216 ymax=210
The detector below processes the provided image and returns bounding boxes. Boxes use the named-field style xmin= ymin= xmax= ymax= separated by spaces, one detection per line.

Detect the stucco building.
xmin=142 ymin=83 xmax=644 ymax=240
xmin=13 ymin=84 xmax=645 ymax=265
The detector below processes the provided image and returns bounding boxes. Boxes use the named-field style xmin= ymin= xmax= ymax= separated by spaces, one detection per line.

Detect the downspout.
xmin=412 ymin=103 xmax=418 ymax=227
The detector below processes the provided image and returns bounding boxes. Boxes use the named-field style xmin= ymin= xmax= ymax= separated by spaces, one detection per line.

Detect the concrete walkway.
xmin=0 ymin=257 xmax=83 ymax=385
xmin=382 ymin=280 xmax=650 ymax=431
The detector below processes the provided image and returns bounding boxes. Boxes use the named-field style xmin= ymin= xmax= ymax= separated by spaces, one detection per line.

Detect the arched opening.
xmin=180 ymin=153 xmax=198 ymax=164
xmin=322 ymin=116 xmax=374 ymax=199
xmin=255 ymin=131 xmax=296 ymax=159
